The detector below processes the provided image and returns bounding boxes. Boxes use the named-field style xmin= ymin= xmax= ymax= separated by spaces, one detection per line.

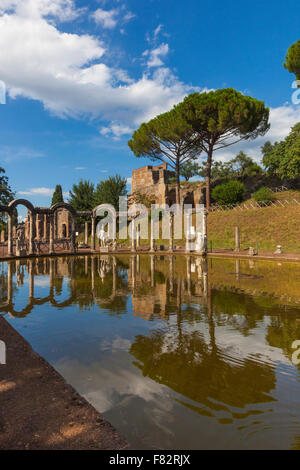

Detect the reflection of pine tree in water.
xmin=130 ymin=259 xmax=277 ymax=416
xmin=130 ymin=322 xmax=276 ymax=416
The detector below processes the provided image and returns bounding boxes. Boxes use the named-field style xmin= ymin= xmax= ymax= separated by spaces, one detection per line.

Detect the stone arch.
xmin=50 ymin=295 xmax=75 ymax=308
xmin=6 ymin=199 xmax=36 ymax=256
xmin=8 ymin=198 xmax=36 ymax=214
xmin=50 ymin=202 xmax=77 ymax=253
xmin=50 ymin=202 xmax=77 ymax=217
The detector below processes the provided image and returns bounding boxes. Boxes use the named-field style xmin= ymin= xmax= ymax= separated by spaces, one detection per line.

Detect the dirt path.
xmin=0 ymin=315 xmax=129 ymax=450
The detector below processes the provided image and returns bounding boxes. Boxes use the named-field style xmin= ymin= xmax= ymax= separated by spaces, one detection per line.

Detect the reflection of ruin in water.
xmin=1 ymin=255 xmax=300 ymax=449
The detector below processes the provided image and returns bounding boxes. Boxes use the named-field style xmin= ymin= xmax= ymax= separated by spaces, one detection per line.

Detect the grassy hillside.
xmin=208 ymin=190 xmax=300 ymax=253
xmin=77 ymin=190 xmax=300 ymax=254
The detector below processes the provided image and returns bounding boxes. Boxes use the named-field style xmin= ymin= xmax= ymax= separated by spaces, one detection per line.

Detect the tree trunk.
xmin=175 ymin=162 xmax=180 ymax=206
xmin=205 ymin=149 xmax=213 ymax=211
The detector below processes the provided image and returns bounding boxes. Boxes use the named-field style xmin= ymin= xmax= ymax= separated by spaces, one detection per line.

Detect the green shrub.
xmin=212 ymin=180 xmax=245 ymax=205
xmin=247 ymin=164 xmax=263 ymax=176
xmin=252 ymin=186 xmax=274 ymax=203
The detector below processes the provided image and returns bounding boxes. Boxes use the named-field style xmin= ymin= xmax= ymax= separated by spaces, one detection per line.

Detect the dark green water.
xmin=1 ymin=254 xmax=300 ymax=449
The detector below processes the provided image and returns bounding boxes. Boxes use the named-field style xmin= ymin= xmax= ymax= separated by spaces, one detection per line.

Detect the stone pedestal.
xmin=248 ymin=246 xmax=255 ymax=256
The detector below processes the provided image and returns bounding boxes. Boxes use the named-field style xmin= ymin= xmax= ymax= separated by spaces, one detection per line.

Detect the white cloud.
xmin=145 ymin=43 xmax=169 ymax=68
xmin=100 ymin=122 xmax=133 ymax=139
xmin=123 ymin=11 xmax=135 ymax=22
xmin=146 ymin=24 xmax=165 ymax=45
xmin=266 ymin=105 xmax=300 ymax=141
xmin=0 ymin=2 xmax=193 ymax=136
xmin=75 ymin=166 xmax=86 ymax=170
xmin=213 ymin=105 xmax=300 ymax=164
xmin=0 ymin=0 xmax=80 ymax=21
xmin=17 ymin=187 xmax=55 ymax=196
xmin=0 ymin=145 xmax=44 ymax=163
xmin=92 ymin=8 xmax=118 ymax=29
xmin=154 ymin=24 xmax=163 ymax=39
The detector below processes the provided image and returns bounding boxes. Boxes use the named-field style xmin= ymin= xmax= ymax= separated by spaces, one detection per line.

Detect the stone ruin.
xmin=129 ymin=162 xmax=204 ymax=207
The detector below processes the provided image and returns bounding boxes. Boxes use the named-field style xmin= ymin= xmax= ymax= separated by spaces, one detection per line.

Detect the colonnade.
xmin=1 ymin=199 xmax=207 ymax=258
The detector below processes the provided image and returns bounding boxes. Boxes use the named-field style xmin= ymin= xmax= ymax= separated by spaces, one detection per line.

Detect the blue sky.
xmin=0 ymin=0 xmax=300 ymax=216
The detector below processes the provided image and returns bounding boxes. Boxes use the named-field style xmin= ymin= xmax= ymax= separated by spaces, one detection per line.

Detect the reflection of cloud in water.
xmin=33 ymin=277 xmax=51 ymax=288
xmin=53 ymin=350 xmax=177 ymax=447
xmin=54 ymin=354 xmax=171 ymax=413
xmin=99 ymin=336 xmax=131 ymax=353
xmin=54 ymin=348 xmax=171 ymax=412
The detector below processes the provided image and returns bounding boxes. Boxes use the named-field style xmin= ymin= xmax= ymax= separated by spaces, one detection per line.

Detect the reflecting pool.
xmin=1 ymin=255 xmax=300 ymax=449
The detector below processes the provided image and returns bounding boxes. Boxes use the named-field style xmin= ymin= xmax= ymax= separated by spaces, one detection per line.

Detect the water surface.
xmin=1 ymin=255 xmax=300 ymax=449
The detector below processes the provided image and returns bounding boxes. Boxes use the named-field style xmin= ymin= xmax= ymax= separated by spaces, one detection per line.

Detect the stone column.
xmin=70 ymin=217 xmax=76 ymax=252
xmin=84 ymin=221 xmax=89 ymax=245
xmin=29 ymin=211 xmax=35 ymax=255
xmin=49 ymin=214 xmax=54 ymax=254
xmin=131 ymin=219 xmax=136 ymax=253
xmin=136 ymin=226 xmax=140 ymax=249
xmin=150 ymin=217 xmax=155 ymax=252
xmin=35 ymin=214 xmax=40 ymax=240
xmin=185 ymin=212 xmax=192 ymax=252
xmin=197 ymin=209 xmax=208 ymax=256
xmin=43 ymin=214 xmax=48 ymax=240
xmin=91 ymin=216 xmax=96 ymax=251
xmin=136 ymin=254 xmax=140 ymax=274
xmin=169 ymin=213 xmax=174 ymax=253
xmin=235 ymin=226 xmax=240 ymax=252
xmin=0 ymin=230 xmax=5 ymax=243
xmin=202 ymin=209 xmax=208 ymax=255
xmin=7 ymin=213 xmax=13 ymax=256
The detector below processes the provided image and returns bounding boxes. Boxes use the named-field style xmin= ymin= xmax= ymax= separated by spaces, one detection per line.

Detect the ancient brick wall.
xmin=131 ymin=163 xmax=169 ymax=193
xmin=130 ymin=164 xmax=205 ymax=207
